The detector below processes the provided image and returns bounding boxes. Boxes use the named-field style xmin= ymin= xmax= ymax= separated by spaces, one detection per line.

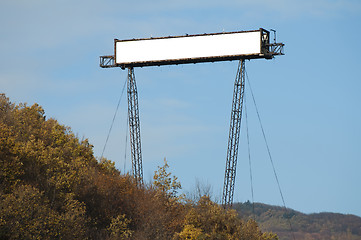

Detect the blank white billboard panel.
xmin=115 ymin=30 xmax=265 ymax=67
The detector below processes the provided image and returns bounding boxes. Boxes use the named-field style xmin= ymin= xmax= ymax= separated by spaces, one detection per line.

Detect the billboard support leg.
xmin=127 ymin=67 xmax=143 ymax=185
xmin=222 ymin=60 xmax=246 ymax=208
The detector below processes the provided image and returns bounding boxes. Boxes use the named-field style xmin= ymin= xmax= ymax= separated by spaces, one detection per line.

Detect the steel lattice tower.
xmin=222 ymin=60 xmax=246 ymax=207
xmin=127 ymin=68 xmax=143 ymax=184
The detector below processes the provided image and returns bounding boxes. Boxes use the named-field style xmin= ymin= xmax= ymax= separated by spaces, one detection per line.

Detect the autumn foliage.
xmin=0 ymin=94 xmax=277 ymax=240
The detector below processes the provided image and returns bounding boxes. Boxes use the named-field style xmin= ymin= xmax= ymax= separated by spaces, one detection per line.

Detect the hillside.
xmin=0 ymin=93 xmax=277 ymax=239
xmin=3 ymin=93 xmax=360 ymax=239
xmin=234 ymin=201 xmax=361 ymax=240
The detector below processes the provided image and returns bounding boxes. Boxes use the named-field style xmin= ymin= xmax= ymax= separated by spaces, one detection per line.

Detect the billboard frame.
xmin=113 ymin=28 xmax=273 ymax=69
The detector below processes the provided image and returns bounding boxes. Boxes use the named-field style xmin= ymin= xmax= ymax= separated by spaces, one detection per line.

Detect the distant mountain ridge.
xmin=233 ymin=201 xmax=361 ymax=240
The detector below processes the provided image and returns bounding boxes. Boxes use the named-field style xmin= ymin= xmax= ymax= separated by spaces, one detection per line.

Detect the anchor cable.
xmin=100 ymin=76 xmax=127 ymax=160
xmin=124 ymin=115 xmax=128 ymax=173
xmin=245 ymin=70 xmax=296 ymax=240
xmin=244 ymin=97 xmax=255 ymax=218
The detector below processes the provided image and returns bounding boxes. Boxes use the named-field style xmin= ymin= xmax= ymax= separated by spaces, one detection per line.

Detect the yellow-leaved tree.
xmin=174 ymin=196 xmax=278 ymax=240
xmin=153 ymin=158 xmax=182 ymax=198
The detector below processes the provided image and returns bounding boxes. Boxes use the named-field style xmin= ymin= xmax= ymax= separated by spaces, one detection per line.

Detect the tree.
xmin=186 ymin=178 xmax=216 ymax=203
xmin=0 ymin=122 xmax=24 ymax=193
xmin=0 ymin=185 xmax=88 ymax=239
xmin=130 ymin=159 xmax=185 ymax=239
xmin=108 ymin=214 xmax=133 ymax=239
xmin=153 ymin=158 xmax=182 ymax=198
xmin=175 ymin=196 xmax=278 ymax=240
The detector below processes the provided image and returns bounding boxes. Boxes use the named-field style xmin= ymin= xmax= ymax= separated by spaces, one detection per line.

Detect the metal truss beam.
xmin=100 ymin=55 xmax=116 ymax=68
xmin=222 ymin=60 xmax=246 ymax=208
xmin=127 ymin=68 xmax=143 ymax=185
xmin=266 ymin=43 xmax=285 ymax=57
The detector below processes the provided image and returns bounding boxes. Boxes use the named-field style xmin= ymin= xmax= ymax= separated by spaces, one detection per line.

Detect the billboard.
xmin=115 ymin=29 xmax=270 ymax=68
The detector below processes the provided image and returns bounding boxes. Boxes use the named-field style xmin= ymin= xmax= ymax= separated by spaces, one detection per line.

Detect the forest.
xmin=0 ymin=93 xmax=277 ymax=239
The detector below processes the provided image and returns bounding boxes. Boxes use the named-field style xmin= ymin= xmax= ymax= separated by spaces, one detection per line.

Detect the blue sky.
xmin=1 ymin=0 xmax=361 ymax=217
